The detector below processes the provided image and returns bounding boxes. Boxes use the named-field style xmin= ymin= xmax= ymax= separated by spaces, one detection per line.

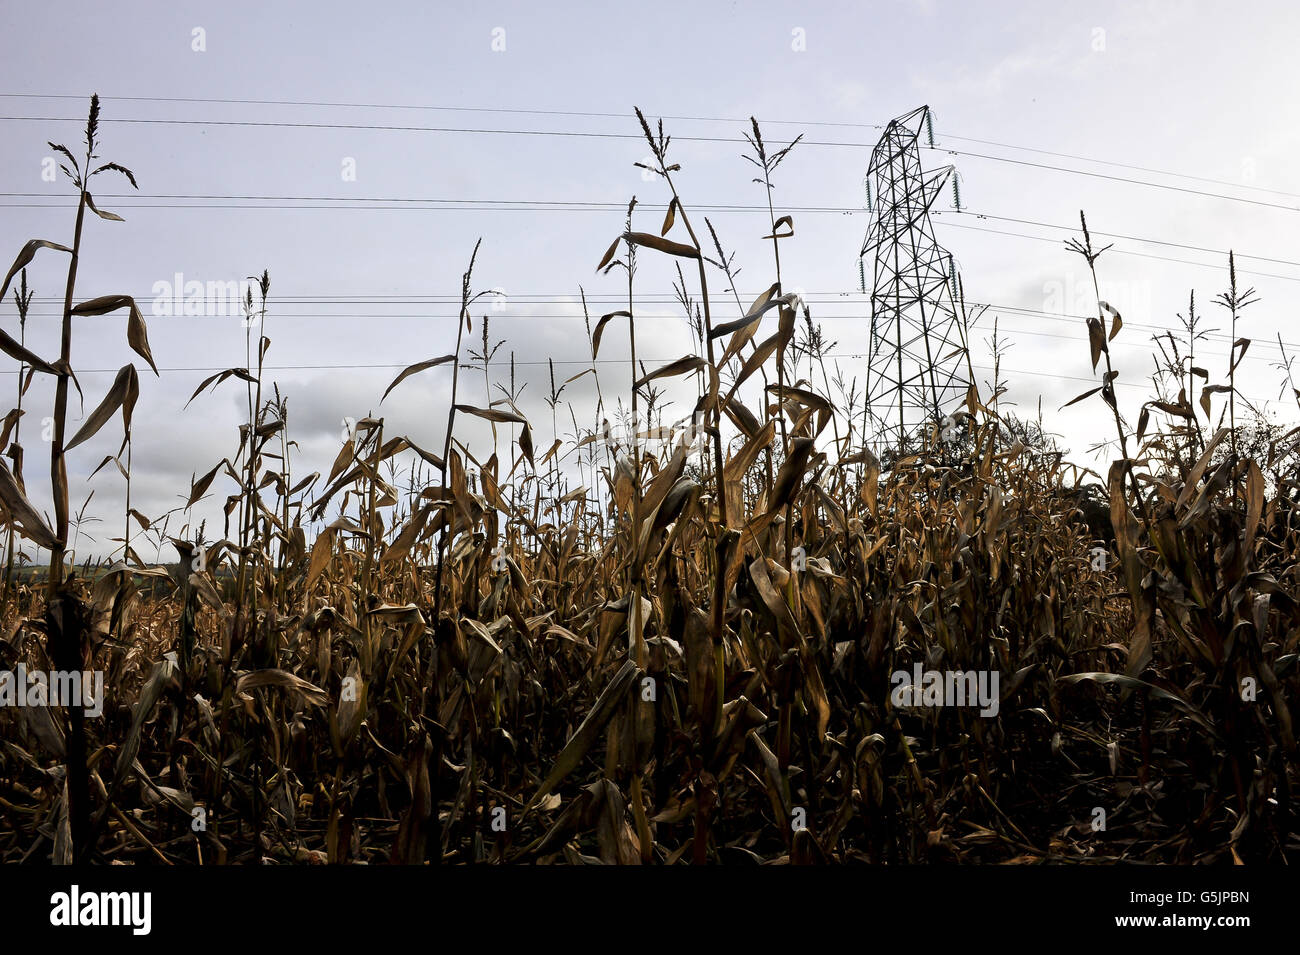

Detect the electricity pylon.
xmin=860 ymin=105 xmax=970 ymax=459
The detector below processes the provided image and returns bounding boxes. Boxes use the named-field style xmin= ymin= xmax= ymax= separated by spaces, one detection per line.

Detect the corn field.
xmin=0 ymin=98 xmax=1297 ymax=866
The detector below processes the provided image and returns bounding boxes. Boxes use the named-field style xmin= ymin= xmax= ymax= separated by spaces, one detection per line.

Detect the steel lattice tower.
xmin=860 ymin=105 xmax=969 ymax=457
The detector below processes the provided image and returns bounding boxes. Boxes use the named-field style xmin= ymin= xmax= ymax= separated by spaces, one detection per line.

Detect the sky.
xmin=0 ymin=0 xmax=1297 ymax=561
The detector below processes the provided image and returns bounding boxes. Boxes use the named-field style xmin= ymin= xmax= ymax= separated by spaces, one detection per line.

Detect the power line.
xmin=932 ymin=211 xmax=1300 ymax=268
xmin=6 ymin=212 xmax=1291 ymax=286
xmin=5 ymin=91 xmax=1294 ymax=200
xmin=3 ymin=209 xmax=1291 ymax=289
xmin=924 ymin=133 xmax=1300 ymax=201
xmin=5 ymin=193 xmax=1296 ymax=268
xmin=13 ymin=290 xmax=1300 ymax=357
xmin=8 ymin=197 xmax=1297 ymax=281
xmin=3 ymin=113 xmax=1297 ymax=213
xmin=9 ymin=311 xmax=1283 ymax=373
xmin=0 ymin=194 xmax=867 ymax=214
xmin=8 ymin=283 xmax=1295 ymax=376
xmin=0 ymin=357 xmax=1159 ymax=393
xmin=934 ymin=221 xmax=1300 ymax=283
xmin=925 ymin=146 xmax=1300 ymax=214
